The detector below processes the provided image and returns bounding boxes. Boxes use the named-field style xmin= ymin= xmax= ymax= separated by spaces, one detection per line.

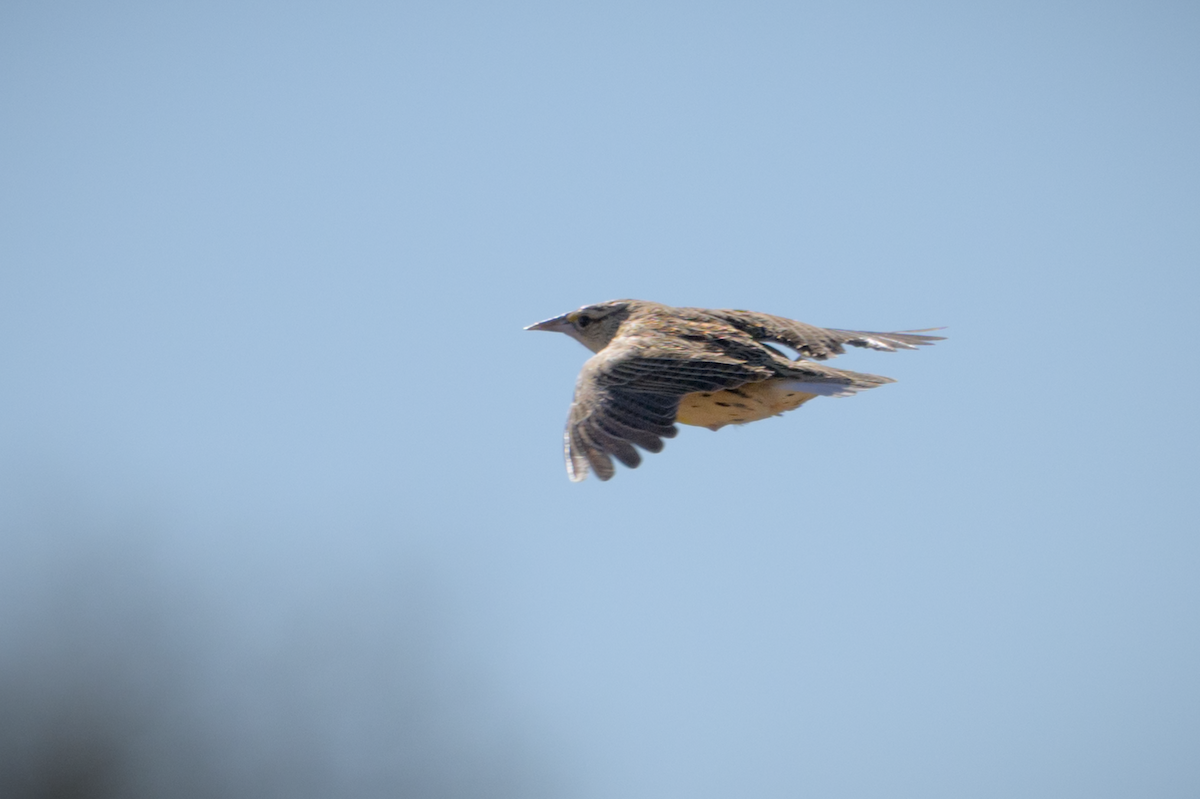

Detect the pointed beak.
xmin=525 ymin=313 xmax=572 ymax=333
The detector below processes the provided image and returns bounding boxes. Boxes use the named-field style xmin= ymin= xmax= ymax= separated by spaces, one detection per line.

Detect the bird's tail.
xmin=778 ymin=365 xmax=895 ymax=397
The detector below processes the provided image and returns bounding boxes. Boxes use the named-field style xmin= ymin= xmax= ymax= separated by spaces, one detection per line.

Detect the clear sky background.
xmin=2 ymin=1 xmax=1198 ymax=797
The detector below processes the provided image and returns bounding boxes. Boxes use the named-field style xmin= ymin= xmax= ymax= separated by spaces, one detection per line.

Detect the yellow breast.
xmin=675 ymin=380 xmax=819 ymax=431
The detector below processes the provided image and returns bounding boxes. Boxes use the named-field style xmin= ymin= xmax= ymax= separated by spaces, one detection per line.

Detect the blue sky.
xmin=2 ymin=2 xmax=1198 ymax=797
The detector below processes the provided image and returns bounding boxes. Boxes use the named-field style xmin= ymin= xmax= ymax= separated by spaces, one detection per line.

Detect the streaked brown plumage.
xmin=527 ymin=300 xmax=943 ymax=482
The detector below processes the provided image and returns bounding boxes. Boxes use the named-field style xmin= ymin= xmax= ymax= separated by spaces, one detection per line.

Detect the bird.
xmin=526 ymin=299 xmax=944 ymax=482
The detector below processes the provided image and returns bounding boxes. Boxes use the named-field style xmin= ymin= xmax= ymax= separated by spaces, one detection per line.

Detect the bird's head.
xmin=525 ymin=300 xmax=638 ymax=353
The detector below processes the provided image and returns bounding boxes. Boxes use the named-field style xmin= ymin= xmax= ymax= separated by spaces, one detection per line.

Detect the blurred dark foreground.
xmin=0 ymin=508 xmax=551 ymax=799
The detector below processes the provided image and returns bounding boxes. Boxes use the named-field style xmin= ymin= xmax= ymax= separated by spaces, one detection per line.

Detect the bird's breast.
xmin=676 ymin=379 xmax=819 ymax=431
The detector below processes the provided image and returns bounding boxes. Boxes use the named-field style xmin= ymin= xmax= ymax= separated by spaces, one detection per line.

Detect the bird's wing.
xmin=703 ymin=309 xmax=945 ymax=361
xmin=563 ymin=340 xmax=770 ymax=481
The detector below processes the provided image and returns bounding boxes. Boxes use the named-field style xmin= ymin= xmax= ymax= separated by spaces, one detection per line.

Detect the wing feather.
xmin=563 ymin=346 xmax=762 ymax=481
xmin=702 ymin=309 xmax=944 ymax=360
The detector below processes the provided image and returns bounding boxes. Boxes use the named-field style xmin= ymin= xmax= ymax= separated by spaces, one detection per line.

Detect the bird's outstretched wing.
xmin=564 ymin=342 xmax=770 ymax=481
xmin=702 ymin=309 xmax=945 ymax=361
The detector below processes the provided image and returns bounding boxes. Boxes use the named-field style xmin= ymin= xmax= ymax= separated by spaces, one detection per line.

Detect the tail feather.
xmin=779 ymin=363 xmax=895 ymax=397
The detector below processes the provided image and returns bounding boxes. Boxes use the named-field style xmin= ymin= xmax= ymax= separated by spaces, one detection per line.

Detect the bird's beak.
xmin=525 ymin=313 xmax=573 ymax=333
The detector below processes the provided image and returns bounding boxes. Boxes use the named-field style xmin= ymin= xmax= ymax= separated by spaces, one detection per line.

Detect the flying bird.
xmin=527 ymin=299 xmax=943 ymax=481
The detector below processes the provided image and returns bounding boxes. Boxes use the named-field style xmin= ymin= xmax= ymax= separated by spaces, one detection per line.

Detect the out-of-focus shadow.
xmin=0 ymin=510 xmax=553 ymax=799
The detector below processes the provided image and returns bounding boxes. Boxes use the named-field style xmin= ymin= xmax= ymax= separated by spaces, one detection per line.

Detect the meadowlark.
xmin=527 ymin=299 xmax=943 ymax=481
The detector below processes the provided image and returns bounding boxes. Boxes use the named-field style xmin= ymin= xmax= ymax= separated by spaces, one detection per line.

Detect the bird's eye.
xmin=577 ymin=314 xmax=593 ymax=329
